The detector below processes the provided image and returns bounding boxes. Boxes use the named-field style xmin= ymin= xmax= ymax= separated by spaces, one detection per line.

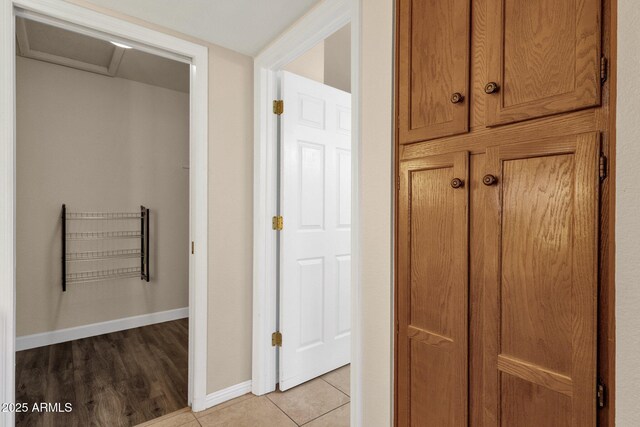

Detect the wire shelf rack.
xmin=66 ymin=249 xmax=143 ymax=262
xmin=65 ymin=212 xmax=143 ymax=220
xmin=61 ymin=204 xmax=150 ymax=291
xmin=66 ymin=231 xmax=142 ymax=240
xmin=66 ymin=267 xmax=143 ymax=284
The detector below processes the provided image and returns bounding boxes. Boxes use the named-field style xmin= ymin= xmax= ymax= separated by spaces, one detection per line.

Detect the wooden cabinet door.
xmin=483 ymin=133 xmax=600 ymax=426
xmin=398 ymin=0 xmax=470 ymax=144
xmin=485 ymin=0 xmax=601 ymax=126
xmin=397 ymin=151 xmax=469 ymax=426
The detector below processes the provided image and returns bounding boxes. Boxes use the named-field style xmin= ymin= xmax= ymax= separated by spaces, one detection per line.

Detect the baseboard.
xmin=16 ymin=307 xmax=189 ymax=351
xmin=200 ymin=380 xmax=253 ymax=411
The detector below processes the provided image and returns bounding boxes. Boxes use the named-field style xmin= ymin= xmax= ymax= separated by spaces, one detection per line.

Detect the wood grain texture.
xmin=483 ymin=133 xmax=599 ymax=427
xmin=15 ymin=319 xmax=188 ymax=427
xmin=498 ymin=355 xmax=573 ymax=397
xmin=501 ymin=153 xmax=574 ymax=374
xmin=398 ymin=0 xmax=470 ymax=143
xmin=595 ymin=1 xmax=616 ymax=425
xmin=397 ymin=152 xmax=468 ymax=426
xmin=485 ymin=0 xmax=601 ymax=125
xmin=394 ymin=0 xmax=616 ymax=424
xmin=469 ymin=154 xmax=485 ymax=427
xmin=401 ymin=108 xmax=598 ymax=159
xmin=469 ymin=0 xmax=487 ymax=128
xmin=407 ymin=326 xmax=453 ymax=348
xmin=500 ymin=374 xmax=572 ymax=427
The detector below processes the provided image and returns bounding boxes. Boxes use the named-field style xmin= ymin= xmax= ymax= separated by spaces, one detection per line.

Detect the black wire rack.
xmin=61 ymin=204 xmax=150 ymax=291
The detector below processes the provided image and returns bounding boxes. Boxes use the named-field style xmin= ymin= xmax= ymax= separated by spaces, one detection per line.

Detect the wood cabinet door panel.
xmin=398 ymin=0 xmax=470 ymax=144
xmin=397 ymin=151 xmax=469 ymax=426
xmin=483 ymin=133 xmax=600 ymax=426
xmin=486 ymin=0 xmax=601 ymax=126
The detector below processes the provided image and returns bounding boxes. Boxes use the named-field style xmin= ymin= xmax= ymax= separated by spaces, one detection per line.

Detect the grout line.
xmin=194 ymin=394 xmax=255 ymax=419
xmin=300 ymin=402 xmax=350 ymax=426
xmin=265 ymin=395 xmax=301 ymax=426
xmin=319 ymin=377 xmax=350 ymax=399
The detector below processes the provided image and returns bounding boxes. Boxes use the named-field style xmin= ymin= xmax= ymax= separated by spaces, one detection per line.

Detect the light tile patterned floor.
xmin=137 ymin=365 xmax=350 ymax=427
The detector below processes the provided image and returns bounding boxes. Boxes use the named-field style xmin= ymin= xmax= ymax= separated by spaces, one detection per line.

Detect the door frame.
xmin=252 ymin=0 xmax=361 ymax=422
xmin=0 ymin=1 xmax=210 ymax=424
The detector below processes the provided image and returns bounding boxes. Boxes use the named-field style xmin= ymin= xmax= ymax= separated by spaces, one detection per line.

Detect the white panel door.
xmin=279 ymin=71 xmax=351 ymax=391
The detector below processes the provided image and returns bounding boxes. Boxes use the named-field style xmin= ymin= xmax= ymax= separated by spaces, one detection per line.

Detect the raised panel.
xmin=486 ymin=0 xmax=601 ymax=125
xmin=411 ymin=341 xmax=455 ymax=426
xmin=298 ymin=141 xmax=325 ymax=229
xmin=397 ymin=151 xmax=469 ymax=426
xmin=500 ymin=374 xmax=572 ymax=427
xmin=501 ymin=155 xmax=574 ymax=374
xmin=398 ymin=0 xmax=470 ymax=143
xmin=298 ymin=94 xmax=326 ymax=129
xmin=298 ymin=258 xmax=325 ymax=349
xmin=336 ymin=255 xmax=351 ymax=337
xmin=484 ymin=133 xmax=599 ymax=426
xmin=336 ymin=149 xmax=351 ymax=228
xmin=336 ymin=106 xmax=351 ymax=135
xmin=409 ymin=167 xmax=455 ymax=336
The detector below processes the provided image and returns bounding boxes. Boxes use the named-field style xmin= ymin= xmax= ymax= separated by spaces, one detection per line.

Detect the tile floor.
xmin=137 ymin=364 xmax=350 ymax=427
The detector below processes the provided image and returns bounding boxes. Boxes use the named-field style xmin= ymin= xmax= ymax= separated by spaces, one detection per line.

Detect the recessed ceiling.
xmin=16 ymin=18 xmax=190 ymax=93
xmin=80 ymin=0 xmax=321 ymax=56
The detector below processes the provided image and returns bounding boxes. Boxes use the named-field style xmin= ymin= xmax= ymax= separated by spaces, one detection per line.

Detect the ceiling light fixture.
xmin=110 ymin=41 xmax=132 ymax=49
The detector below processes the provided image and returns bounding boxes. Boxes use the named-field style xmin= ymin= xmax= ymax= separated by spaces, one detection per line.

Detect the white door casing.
xmin=279 ymin=71 xmax=352 ymax=391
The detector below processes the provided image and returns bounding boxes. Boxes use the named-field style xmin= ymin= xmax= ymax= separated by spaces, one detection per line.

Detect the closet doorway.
xmin=14 ymin=16 xmax=189 ymax=427
xmin=0 ymin=2 xmax=209 ymax=426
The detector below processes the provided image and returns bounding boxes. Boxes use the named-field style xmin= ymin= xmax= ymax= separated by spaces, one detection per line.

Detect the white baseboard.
xmin=199 ymin=380 xmax=253 ymax=411
xmin=16 ymin=307 xmax=189 ymax=351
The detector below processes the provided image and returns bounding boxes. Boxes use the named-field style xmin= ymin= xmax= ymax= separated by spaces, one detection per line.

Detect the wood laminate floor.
xmin=15 ymin=318 xmax=188 ymax=427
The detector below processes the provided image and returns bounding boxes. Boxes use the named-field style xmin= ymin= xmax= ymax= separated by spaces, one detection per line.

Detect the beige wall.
xmin=284 ymin=41 xmax=325 ymax=83
xmin=64 ymin=0 xmax=255 ymax=396
xmin=283 ymin=23 xmax=351 ymax=93
xmin=16 ymin=56 xmax=189 ymax=336
xmin=207 ymin=45 xmax=254 ymax=393
xmin=359 ymin=0 xmax=394 ymax=425
xmin=617 ymin=0 xmax=640 ymax=424
xmin=324 ymin=23 xmax=351 ymax=92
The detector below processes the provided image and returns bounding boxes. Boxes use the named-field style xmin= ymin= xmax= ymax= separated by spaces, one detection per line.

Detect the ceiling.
xmin=81 ymin=0 xmax=321 ymax=56
xmin=16 ymin=18 xmax=190 ymax=93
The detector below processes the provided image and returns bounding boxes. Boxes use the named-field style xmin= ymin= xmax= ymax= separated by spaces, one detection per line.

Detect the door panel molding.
xmin=397 ymin=151 xmax=469 ymax=426
xmin=483 ymin=132 xmax=600 ymax=426
xmin=486 ymin=0 xmax=602 ymax=126
xmin=398 ymin=0 xmax=471 ymax=143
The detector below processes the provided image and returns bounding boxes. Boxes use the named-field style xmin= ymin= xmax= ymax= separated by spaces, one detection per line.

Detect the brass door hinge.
xmin=272 ymin=331 xmax=282 ymax=347
xmin=273 ymin=100 xmax=284 ymax=115
xmin=191 ymin=241 xmax=195 ymax=254
xmin=599 ymin=154 xmax=607 ymax=180
xmin=272 ymin=215 xmax=283 ymax=230
xmin=597 ymin=381 xmax=606 ymax=408
xmin=600 ymin=56 xmax=608 ymax=85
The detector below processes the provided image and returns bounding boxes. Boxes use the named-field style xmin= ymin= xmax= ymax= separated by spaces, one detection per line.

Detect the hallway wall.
xmin=617 ymin=0 xmax=640 ymax=424
xmin=358 ymin=0 xmax=394 ymax=425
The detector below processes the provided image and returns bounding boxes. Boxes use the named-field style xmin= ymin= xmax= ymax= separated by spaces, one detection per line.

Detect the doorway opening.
xmin=0 ymin=2 xmax=209 ymax=426
xmin=253 ymin=7 xmax=356 ymax=423
xmin=277 ymin=23 xmax=353 ymax=393
xmin=14 ymin=16 xmax=190 ymax=426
